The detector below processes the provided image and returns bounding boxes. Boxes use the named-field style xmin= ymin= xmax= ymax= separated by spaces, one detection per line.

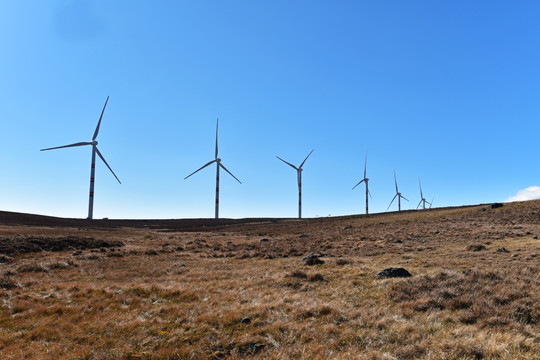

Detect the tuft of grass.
xmin=307 ymin=273 xmax=325 ymax=282
xmin=0 ymin=277 xmax=20 ymax=289
xmin=389 ymin=268 xmax=539 ymax=326
xmin=17 ymin=263 xmax=48 ymax=273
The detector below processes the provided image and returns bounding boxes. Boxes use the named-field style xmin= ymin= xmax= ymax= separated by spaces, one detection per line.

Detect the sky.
xmin=1 ymin=1 xmax=540 ymax=219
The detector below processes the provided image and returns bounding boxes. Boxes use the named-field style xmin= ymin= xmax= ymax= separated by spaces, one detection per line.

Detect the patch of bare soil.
xmin=0 ymin=236 xmax=124 ymax=256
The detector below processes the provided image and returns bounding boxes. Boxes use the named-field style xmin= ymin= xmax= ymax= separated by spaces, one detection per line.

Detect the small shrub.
xmin=467 ymin=244 xmax=486 ymax=251
xmin=335 ymin=258 xmax=352 ymax=266
xmin=288 ymin=270 xmax=307 ymax=279
xmin=512 ymin=304 xmax=535 ymax=324
xmin=308 ymin=273 xmax=325 ymax=282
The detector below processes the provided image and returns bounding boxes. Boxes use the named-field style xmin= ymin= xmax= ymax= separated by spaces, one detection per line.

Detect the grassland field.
xmin=0 ymin=202 xmax=538 ymax=359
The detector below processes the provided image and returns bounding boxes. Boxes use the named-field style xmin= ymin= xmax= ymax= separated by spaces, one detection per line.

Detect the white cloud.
xmin=505 ymin=186 xmax=540 ymax=202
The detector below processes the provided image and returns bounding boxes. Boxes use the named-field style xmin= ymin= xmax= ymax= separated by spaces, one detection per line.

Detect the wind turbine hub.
xmin=216 ymin=158 xmax=221 ymax=162
xmin=365 ymin=178 xmax=369 ymax=182
xmin=92 ymin=140 xmax=98 ymax=145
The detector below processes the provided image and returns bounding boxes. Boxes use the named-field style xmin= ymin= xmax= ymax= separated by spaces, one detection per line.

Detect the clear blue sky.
xmin=1 ymin=1 xmax=539 ymax=219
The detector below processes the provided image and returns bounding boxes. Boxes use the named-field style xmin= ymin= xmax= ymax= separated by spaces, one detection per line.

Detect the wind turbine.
xmin=352 ymin=152 xmax=371 ymax=214
xmin=184 ymin=119 xmax=241 ymax=219
xmin=276 ymin=149 xmax=314 ymax=219
xmin=387 ymin=170 xmax=408 ymax=211
xmin=41 ymin=96 xmax=121 ymax=220
xmin=416 ymin=179 xmax=430 ymax=210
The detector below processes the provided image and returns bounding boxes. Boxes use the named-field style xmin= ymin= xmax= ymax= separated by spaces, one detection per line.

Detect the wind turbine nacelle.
xmin=216 ymin=158 xmax=221 ymax=162
xmin=91 ymin=140 xmax=98 ymax=146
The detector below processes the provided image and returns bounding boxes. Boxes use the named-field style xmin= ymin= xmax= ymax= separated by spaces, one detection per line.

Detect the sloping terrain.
xmin=0 ymin=202 xmax=538 ymax=359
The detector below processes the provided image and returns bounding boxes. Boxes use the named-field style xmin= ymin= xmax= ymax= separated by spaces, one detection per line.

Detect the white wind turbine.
xmin=184 ymin=119 xmax=241 ymax=219
xmin=41 ymin=96 xmax=121 ymax=220
xmin=387 ymin=170 xmax=408 ymax=211
xmin=276 ymin=149 xmax=314 ymax=219
xmin=416 ymin=179 xmax=431 ymax=210
xmin=352 ymin=152 xmax=371 ymax=214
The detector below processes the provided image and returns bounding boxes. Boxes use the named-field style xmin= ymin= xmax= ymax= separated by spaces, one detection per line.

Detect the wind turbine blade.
xmin=430 ymin=197 xmax=434 ymax=208
xmin=276 ymin=156 xmax=298 ymax=170
xmin=394 ymin=170 xmax=398 ymax=193
xmin=386 ymin=194 xmax=398 ymax=211
xmin=184 ymin=159 xmax=216 ymax=179
xmin=352 ymin=179 xmax=365 ymax=190
xmin=419 ymin=179 xmax=423 ymax=198
xmin=364 ymin=152 xmax=368 ymax=178
xmin=219 ymin=163 xmax=242 ymax=184
xmin=215 ymin=118 xmax=219 ymax=159
xmin=417 ymin=200 xmax=422 ymax=209
xmin=93 ymin=96 xmax=109 ymax=140
xmin=401 ymin=195 xmax=409 ymax=202
xmin=40 ymin=141 xmax=93 ymax=151
xmin=299 ymin=149 xmax=314 ymax=169
xmin=368 ymin=188 xmax=372 ymax=198
xmin=95 ymin=147 xmax=121 ymax=184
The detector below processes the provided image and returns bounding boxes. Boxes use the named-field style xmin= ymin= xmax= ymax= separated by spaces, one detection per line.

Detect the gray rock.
xmin=376 ymin=267 xmax=412 ymax=278
xmin=496 ymin=247 xmax=510 ymax=253
xmin=302 ymin=253 xmax=325 ymax=265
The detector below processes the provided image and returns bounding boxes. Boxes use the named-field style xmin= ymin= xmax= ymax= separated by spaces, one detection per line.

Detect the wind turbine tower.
xmin=184 ymin=119 xmax=241 ymax=219
xmin=352 ymin=152 xmax=371 ymax=214
xmin=387 ymin=170 xmax=408 ymax=211
xmin=41 ymin=96 xmax=121 ymax=220
xmin=416 ymin=179 xmax=431 ymax=210
xmin=276 ymin=149 xmax=314 ymax=219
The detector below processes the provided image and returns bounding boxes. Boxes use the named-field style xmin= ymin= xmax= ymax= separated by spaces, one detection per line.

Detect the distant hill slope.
xmin=0 ymin=201 xmax=538 ymax=232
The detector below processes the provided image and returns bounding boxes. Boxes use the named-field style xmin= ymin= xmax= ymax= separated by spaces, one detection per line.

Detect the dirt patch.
xmin=0 ymin=236 xmax=124 ymax=256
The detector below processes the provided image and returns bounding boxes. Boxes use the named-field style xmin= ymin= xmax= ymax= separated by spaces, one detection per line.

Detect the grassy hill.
xmin=0 ymin=201 xmax=538 ymax=359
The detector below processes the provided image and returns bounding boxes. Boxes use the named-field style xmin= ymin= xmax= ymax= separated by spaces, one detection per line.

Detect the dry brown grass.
xmin=0 ymin=201 xmax=539 ymax=359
